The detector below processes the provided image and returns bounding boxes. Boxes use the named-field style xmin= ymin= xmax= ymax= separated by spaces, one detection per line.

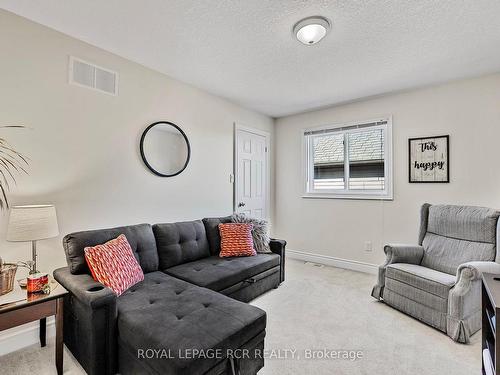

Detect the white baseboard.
xmin=0 ymin=317 xmax=55 ymax=356
xmin=287 ymin=249 xmax=378 ymax=275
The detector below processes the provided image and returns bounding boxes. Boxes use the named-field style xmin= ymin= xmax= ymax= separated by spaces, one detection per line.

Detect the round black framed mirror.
xmin=140 ymin=121 xmax=191 ymax=177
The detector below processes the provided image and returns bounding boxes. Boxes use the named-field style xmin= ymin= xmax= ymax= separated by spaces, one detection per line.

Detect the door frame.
xmin=233 ymin=123 xmax=271 ymax=220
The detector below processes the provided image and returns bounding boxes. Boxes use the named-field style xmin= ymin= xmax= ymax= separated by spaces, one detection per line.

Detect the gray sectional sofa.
xmin=53 ymin=216 xmax=286 ymax=375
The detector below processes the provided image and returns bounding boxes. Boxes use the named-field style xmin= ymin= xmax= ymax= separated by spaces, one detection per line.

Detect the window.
xmin=303 ymin=117 xmax=392 ymax=199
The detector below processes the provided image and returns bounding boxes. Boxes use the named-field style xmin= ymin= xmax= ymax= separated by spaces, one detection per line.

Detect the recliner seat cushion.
xmin=165 ymin=254 xmax=280 ymax=291
xmin=153 ymin=220 xmax=210 ymax=269
xmin=63 ymin=224 xmax=158 ymax=275
xmin=386 ymin=263 xmax=456 ymax=299
xmin=117 ymin=272 xmax=266 ymax=375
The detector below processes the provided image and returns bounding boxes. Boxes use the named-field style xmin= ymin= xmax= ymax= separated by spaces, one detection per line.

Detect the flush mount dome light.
xmin=293 ymin=16 xmax=331 ymax=45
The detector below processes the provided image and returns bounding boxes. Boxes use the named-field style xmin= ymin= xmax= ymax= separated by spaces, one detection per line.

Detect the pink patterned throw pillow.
xmin=84 ymin=234 xmax=144 ymax=296
xmin=218 ymin=223 xmax=257 ymax=257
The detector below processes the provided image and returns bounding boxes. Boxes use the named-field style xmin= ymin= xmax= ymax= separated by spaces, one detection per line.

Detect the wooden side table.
xmin=0 ymin=282 xmax=68 ymax=375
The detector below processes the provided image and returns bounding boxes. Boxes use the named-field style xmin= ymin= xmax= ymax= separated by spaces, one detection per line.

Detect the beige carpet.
xmin=0 ymin=259 xmax=480 ymax=374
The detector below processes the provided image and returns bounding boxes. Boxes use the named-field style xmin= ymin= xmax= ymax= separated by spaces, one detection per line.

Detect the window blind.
xmin=304 ymin=120 xmax=388 ymax=136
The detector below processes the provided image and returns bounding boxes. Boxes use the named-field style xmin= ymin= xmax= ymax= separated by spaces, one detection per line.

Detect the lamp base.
xmin=31 ymin=240 xmax=38 ymax=274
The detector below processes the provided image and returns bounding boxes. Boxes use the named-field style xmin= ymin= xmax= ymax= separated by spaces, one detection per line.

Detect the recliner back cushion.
xmin=427 ymin=205 xmax=500 ymax=243
xmin=63 ymin=223 xmax=158 ymax=275
xmin=153 ymin=220 xmax=210 ymax=269
xmin=202 ymin=216 xmax=232 ymax=255
xmin=421 ymin=233 xmax=496 ymax=275
xmin=421 ymin=205 xmax=500 ymax=275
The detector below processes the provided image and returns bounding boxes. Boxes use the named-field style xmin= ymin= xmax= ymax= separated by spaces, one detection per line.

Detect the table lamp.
xmin=6 ymin=205 xmax=59 ymax=274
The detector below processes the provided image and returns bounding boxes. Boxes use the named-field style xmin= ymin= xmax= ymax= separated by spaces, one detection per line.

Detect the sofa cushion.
xmin=117 ymin=272 xmax=266 ymax=375
xmin=165 ymin=254 xmax=280 ymax=291
xmin=202 ymin=216 xmax=232 ymax=255
xmin=153 ymin=220 xmax=210 ymax=269
xmin=386 ymin=263 xmax=456 ymax=299
xmin=63 ymin=224 xmax=158 ymax=275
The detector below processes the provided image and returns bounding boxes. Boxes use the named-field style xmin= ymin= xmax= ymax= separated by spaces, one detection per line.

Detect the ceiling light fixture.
xmin=293 ymin=16 xmax=331 ymax=46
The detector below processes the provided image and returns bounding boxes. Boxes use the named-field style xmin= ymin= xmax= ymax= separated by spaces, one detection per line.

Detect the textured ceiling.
xmin=2 ymin=1 xmax=500 ymax=117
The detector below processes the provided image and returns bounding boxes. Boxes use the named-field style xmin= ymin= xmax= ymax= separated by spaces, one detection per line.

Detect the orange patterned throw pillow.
xmin=84 ymin=234 xmax=144 ymax=296
xmin=218 ymin=223 xmax=256 ymax=257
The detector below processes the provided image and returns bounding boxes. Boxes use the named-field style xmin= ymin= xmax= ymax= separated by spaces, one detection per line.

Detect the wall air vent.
xmin=69 ymin=56 xmax=118 ymax=96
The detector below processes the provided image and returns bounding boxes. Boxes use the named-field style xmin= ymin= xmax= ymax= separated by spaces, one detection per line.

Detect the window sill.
xmin=302 ymin=193 xmax=393 ymax=201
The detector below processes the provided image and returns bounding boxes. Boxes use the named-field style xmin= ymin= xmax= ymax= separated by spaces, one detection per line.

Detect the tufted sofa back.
xmin=63 ymin=217 xmax=234 ymax=275
xmin=153 ymin=220 xmax=210 ymax=270
xmin=63 ymin=223 xmax=159 ymax=275
xmin=419 ymin=204 xmax=500 ymax=275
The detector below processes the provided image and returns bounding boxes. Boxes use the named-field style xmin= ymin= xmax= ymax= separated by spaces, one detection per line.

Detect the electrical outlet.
xmin=364 ymin=241 xmax=373 ymax=252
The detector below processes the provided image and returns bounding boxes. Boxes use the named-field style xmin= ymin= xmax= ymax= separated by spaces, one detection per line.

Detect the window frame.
xmin=302 ymin=116 xmax=393 ymax=200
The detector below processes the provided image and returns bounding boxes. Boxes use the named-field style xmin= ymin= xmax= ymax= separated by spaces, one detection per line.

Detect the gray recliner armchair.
xmin=372 ymin=203 xmax=500 ymax=343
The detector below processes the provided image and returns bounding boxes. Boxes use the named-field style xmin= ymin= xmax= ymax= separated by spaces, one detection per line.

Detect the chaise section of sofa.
xmin=54 ymin=217 xmax=286 ymax=375
xmin=117 ymin=272 xmax=266 ymax=375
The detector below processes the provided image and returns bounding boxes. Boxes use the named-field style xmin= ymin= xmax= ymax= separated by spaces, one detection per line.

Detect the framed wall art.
xmin=408 ymin=135 xmax=449 ymax=183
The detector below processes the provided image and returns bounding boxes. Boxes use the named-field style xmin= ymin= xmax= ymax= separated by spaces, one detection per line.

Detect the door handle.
xmin=238 ymin=202 xmax=246 ymax=208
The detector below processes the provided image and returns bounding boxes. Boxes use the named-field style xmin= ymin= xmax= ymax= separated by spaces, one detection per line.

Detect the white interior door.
xmin=235 ymin=126 xmax=269 ymax=219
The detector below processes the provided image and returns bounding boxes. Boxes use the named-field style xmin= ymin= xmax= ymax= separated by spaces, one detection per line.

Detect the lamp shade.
xmin=6 ymin=205 xmax=59 ymax=242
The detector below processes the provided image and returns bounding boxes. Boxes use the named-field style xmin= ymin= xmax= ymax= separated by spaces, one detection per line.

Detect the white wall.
xmin=0 ymin=10 xmax=274 ymax=276
xmin=274 ymin=73 xmax=500 ymax=267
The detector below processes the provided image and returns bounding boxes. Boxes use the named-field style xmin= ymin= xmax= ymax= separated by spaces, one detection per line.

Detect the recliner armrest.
xmin=270 ymin=238 xmax=286 ymax=283
xmin=447 ymin=261 xmax=500 ymax=343
xmin=455 ymin=261 xmax=500 ymax=283
xmin=383 ymin=244 xmax=424 ymax=265
xmin=371 ymin=244 xmax=424 ymax=300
